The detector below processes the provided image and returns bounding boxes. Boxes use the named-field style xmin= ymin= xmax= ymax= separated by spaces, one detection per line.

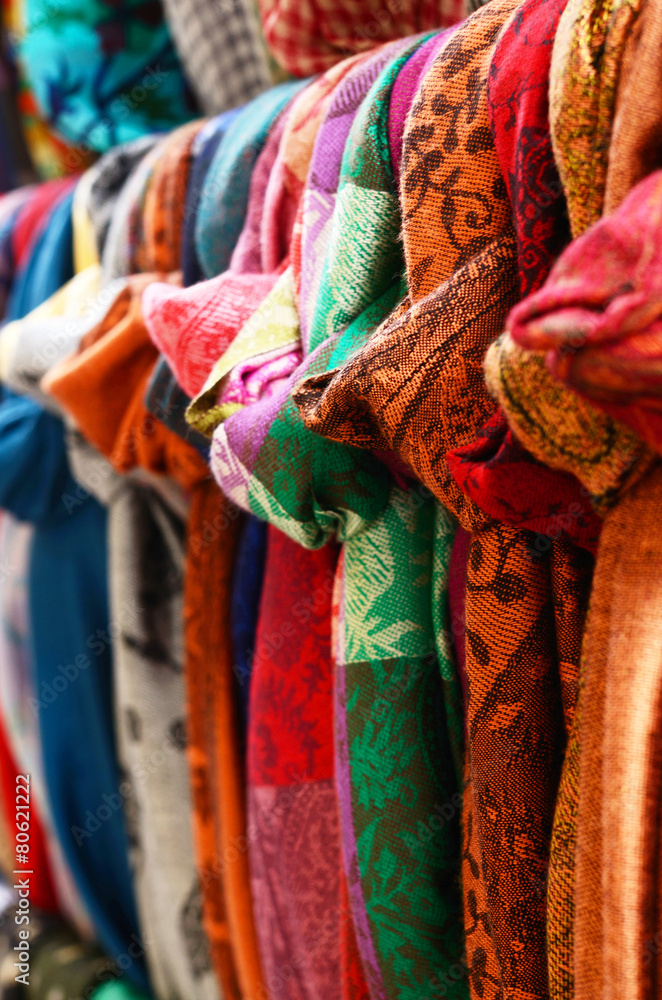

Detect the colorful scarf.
xmin=499 ymin=173 xmax=662 ymax=1000
xmin=205 ymin=35 xmax=467 ymax=1000
xmin=145 ymin=53 xmax=368 ymax=416
xmin=182 ymin=111 xmax=240 ymax=286
xmin=42 ymin=123 xmax=221 ymax=998
xmin=160 ymin=0 xmax=271 ymax=115
xmin=101 ymin=136 xmax=167 ymax=282
xmin=145 ymin=54 xmax=388 ymax=1000
xmin=87 ymin=137 xmax=160 ymax=262
xmin=195 ymin=79 xmax=307 ymax=279
xmin=247 ymin=528 xmax=345 ymax=1000
xmin=0 ymin=186 xmax=35 ymax=316
xmin=291 ymin=5 xmax=598 ymax=998
xmin=482 ymin=2 xmax=660 ymax=997
xmin=42 ymin=275 xmax=219 ymax=1000
xmin=549 ymin=0 xmax=644 ymax=238
xmin=19 ymin=0 xmax=195 ymax=152
xmin=0 ymin=187 xmax=147 ymax=982
xmin=257 ymin=0 xmax=464 ymax=76
xmin=507 ymin=171 xmax=662 ymax=461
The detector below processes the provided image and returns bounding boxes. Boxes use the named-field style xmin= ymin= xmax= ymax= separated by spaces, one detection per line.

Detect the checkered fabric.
xmin=162 ymin=0 xmax=273 ymax=115
xmin=258 ymin=0 xmax=464 ymax=76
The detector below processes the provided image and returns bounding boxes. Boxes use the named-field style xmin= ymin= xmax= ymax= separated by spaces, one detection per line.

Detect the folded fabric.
xmin=144 ymin=356 xmax=210 ymax=458
xmin=43 ymin=274 xmax=206 ymax=485
xmin=195 ymin=78 xmax=307 ymax=278
xmin=507 ymin=170 xmax=662 ymax=458
xmin=291 ymin=6 xmax=597 ymax=999
xmin=42 ymin=275 xmax=218 ymax=1000
xmin=183 ymin=111 xmax=239 ymax=286
xmin=19 ymin=0 xmax=195 ymax=151
xmin=212 ymin=33 xmax=467 ymax=1000
xmin=144 ymin=270 xmax=280 ymax=398
xmin=0 ymin=265 xmax=127 ymax=413
xmin=0 ymin=180 xmax=146 ymax=981
xmin=87 ymin=136 xmax=161 ymax=262
xmin=101 ymin=137 xmax=168 ymax=282
xmin=152 ymin=55 xmax=367 ymax=421
xmin=444 ymin=0 xmax=602 ymax=555
xmin=293 ymin=0 xmax=519 ymax=531
xmin=257 ymin=0 xmax=463 ymax=76
xmin=161 ymin=0 xmax=271 ymax=115
xmin=210 ymin=40 xmax=415 ymax=545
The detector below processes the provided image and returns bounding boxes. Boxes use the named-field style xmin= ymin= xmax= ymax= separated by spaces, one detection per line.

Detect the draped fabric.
xmin=19 ymin=0 xmax=195 ymax=151
xmin=481 ymin=2 xmax=662 ymax=997
xmin=257 ymin=0 xmax=464 ymax=76
xmin=0 ymin=178 xmax=145 ymax=976
xmin=41 ymin=124 xmax=219 ymax=999
xmin=292 ymin=4 xmax=600 ymax=997
xmin=160 ymin=0 xmax=271 ymax=116
xmin=198 ymin=33 xmax=468 ymax=1000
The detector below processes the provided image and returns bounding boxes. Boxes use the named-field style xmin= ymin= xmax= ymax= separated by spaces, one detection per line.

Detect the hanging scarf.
xmin=481 ymin=1 xmax=662 ymax=997
xmin=87 ymin=137 xmax=161 ymax=263
xmin=549 ymin=0 xmax=643 ymax=238
xmin=0 ymin=184 xmax=148 ymax=982
xmin=257 ymin=0 xmax=464 ymax=76
xmin=144 ymin=54 xmax=378 ymax=1000
xmin=145 ymin=52 xmax=368 ymax=412
xmin=290 ymin=4 xmax=598 ymax=998
xmin=42 ymin=273 xmax=220 ymax=1000
xmin=497 ymin=175 xmax=662 ymax=1000
xmin=182 ymin=112 xmax=240 ymax=285
xmin=160 ymin=0 xmax=271 ymax=116
xmin=101 ymin=137 xmax=168 ymax=282
xmin=42 ymin=124 xmax=221 ymax=999
xmin=203 ymin=35 xmax=466 ymax=1000
xmin=0 ymin=186 xmax=35 ymax=316
xmin=195 ymin=79 xmax=307 ymax=279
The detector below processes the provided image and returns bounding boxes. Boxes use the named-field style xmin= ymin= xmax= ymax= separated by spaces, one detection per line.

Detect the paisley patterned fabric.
xmin=549 ymin=0 xmax=644 ymax=238
xmin=293 ymin=5 xmax=598 ymax=998
xmin=483 ymin=4 xmax=662 ymax=997
xmin=200 ymin=35 xmax=469 ymax=1000
xmin=205 ymin=42 xmax=408 ymax=539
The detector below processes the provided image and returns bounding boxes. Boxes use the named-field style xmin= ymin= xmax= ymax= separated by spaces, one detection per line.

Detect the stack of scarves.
xmin=1 ymin=2 xmax=662 ymax=1000
xmin=0 ymin=173 xmax=148 ymax=995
